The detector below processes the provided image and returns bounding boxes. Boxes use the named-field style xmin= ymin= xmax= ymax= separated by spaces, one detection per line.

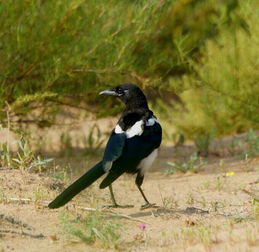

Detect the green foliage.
xmin=11 ymin=138 xmax=34 ymax=170
xmin=170 ymin=0 xmax=259 ymax=138
xmin=0 ymin=0 xmax=257 ymax=138
xmin=62 ymin=212 xmax=122 ymax=248
xmin=165 ymin=152 xmax=207 ymax=174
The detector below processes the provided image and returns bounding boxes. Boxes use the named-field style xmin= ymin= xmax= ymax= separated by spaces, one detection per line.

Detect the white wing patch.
xmin=126 ymin=120 xmax=144 ymax=138
xmin=115 ymin=124 xmax=124 ymax=134
xmin=115 ymin=120 xmax=144 ymax=138
xmin=114 ymin=116 xmax=157 ymax=138
xmin=137 ymin=149 xmax=158 ymax=175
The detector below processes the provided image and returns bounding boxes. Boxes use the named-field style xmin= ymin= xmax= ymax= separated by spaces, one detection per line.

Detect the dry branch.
xmin=0 ymin=214 xmax=33 ymax=231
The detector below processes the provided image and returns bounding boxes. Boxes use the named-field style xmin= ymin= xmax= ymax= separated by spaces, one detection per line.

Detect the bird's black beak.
xmin=99 ymin=89 xmax=118 ymax=96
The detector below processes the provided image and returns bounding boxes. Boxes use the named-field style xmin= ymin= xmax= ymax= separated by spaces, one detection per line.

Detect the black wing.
xmin=102 ymin=131 xmax=126 ymax=171
xmin=100 ymin=122 xmax=162 ymax=189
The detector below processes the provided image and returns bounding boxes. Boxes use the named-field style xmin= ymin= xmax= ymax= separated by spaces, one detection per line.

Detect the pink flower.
xmin=138 ymin=224 xmax=147 ymax=230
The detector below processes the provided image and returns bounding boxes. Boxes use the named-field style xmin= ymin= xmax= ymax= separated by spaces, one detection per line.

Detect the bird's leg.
xmin=109 ymin=184 xmax=119 ymax=206
xmin=104 ymin=185 xmax=133 ymax=208
xmin=136 ymin=173 xmax=157 ymax=210
xmin=136 ymin=184 xmax=157 ymax=210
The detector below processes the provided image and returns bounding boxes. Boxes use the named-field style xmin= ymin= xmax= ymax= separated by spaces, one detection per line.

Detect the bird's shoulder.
xmin=114 ymin=110 xmax=160 ymax=138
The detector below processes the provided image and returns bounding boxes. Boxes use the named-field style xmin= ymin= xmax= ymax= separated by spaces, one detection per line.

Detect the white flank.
xmin=146 ymin=116 xmax=157 ymax=126
xmin=138 ymin=149 xmax=158 ymax=175
xmin=126 ymin=120 xmax=144 ymax=138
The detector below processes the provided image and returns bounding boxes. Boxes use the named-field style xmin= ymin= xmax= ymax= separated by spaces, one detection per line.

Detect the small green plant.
xmin=173 ymin=223 xmax=215 ymax=246
xmin=12 ymin=138 xmax=34 ymax=170
xmin=165 ymin=153 xmax=207 ymax=174
xmin=62 ymin=212 xmax=122 ymax=249
xmin=202 ymin=175 xmax=230 ymax=191
xmin=11 ymin=138 xmax=53 ymax=171
xmin=30 ymin=155 xmax=54 ymax=172
xmin=0 ymin=136 xmax=53 ymax=171
xmin=48 ymin=164 xmax=71 ymax=182
xmin=194 ymin=131 xmax=215 ymax=157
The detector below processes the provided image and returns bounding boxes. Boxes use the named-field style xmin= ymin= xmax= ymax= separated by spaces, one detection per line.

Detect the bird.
xmin=48 ymin=83 xmax=162 ymax=209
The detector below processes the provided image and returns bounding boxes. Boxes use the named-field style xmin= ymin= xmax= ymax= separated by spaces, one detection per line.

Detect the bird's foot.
xmin=103 ymin=204 xmax=134 ymax=209
xmin=140 ymin=203 xmax=158 ymax=210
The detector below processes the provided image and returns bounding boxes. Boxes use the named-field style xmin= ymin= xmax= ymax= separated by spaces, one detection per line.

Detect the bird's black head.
xmin=99 ymin=83 xmax=148 ymax=110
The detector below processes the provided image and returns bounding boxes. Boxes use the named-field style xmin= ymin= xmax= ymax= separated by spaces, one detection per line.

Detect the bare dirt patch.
xmin=0 ymin=149 xmax=258 ymax=251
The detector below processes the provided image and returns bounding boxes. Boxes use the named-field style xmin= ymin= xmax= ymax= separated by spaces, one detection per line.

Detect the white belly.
xmin=137 ymin=149 xmax=158 ymax=175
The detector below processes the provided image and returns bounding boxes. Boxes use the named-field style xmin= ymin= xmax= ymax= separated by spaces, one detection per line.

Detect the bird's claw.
xmin=140 ymin=203 xmax=158 ymax=210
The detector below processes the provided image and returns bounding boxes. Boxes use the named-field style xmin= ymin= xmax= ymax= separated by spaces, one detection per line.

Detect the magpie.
xmin=48 ymin=83 xmax=162 ymax=209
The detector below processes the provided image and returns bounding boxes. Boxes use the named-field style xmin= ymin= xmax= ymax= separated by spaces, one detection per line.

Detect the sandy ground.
xmin=0 ymin=147 xmax=258 ymax=252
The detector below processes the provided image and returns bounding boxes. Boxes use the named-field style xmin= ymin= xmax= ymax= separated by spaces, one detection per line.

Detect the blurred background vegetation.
xmin=0 ymin=0 xmax=258 ymax=141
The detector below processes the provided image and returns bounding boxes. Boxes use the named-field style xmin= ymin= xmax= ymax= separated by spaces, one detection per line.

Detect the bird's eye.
xmin=117 ymin=87 xmax=124 ymax=95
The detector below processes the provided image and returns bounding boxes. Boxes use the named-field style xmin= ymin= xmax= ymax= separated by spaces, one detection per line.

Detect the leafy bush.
xmin=169 ymin=0 xmax=259 ymax=138
xmin=0 ymin=0 xmax=257 ymax=139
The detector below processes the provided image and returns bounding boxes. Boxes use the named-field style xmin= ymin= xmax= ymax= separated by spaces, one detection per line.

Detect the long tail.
xmin=99 ymin=169 xmax=125 ymax=189
xmin=48 ymin=161 xmax=104 ymax=209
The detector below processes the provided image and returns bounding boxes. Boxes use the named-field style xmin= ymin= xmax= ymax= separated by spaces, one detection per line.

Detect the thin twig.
xmin=0 ymin=229 xmax=45 ymax=239
xmin=9 ymin=198 xmax=31 ymax=203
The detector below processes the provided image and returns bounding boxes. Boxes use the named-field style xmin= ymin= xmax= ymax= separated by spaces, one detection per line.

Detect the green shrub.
xmin=1 ymin=0 xmax=256 ymax=139
xmin=170 ymin=0 xmax=259 ymax=138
